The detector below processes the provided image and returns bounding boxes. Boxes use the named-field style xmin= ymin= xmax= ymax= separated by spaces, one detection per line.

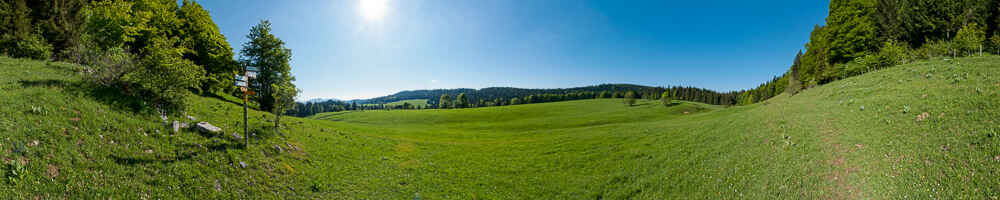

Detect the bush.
xmin=917 ymin=39 xmax=958 ymax=59
xmin=0 ymin=33 xmax=53 ymax=60
xmin=80 ymin=47 xmax=139 ymax=87
xmin=660 ymin=91 xmax=673 ymax=107
xmin=955 ymin=23 xmax=986 ymax=56
xmin=624 ymin=91 xmax=636 ymax=106
xmin=124 ymin=38 xmax=205 ymax=111
xmin=878 ymin=40 xmax=910 ymax=66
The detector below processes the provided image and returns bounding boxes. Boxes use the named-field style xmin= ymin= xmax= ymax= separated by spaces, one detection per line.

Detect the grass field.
xmin=1 ymin=56 xmax=998 ymax=199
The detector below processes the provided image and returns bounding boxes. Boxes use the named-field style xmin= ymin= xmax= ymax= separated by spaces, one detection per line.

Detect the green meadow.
xmin=1 ymin=55 xmax=997 ymax=199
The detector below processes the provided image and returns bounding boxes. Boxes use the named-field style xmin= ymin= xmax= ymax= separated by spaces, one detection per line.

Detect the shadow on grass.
xmin=18 ymin=79 xmax=67 ymax=88
xmin=111 ymin=142 xmax=245 ymax=166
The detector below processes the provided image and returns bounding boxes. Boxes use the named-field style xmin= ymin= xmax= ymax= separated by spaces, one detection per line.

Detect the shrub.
xmin=624 ymin=91 xmax=636 ymax=106
xmin=80 ymin=47 xmax=139 ymax=87
xmin=0 ymin=33 xmax=53 ymax=60
xmin=955 ymin=23 xmax=986 ymax=56
xmin=917 ymin=39 xmax=958 ymax=59
xmin=660 ymin=91 xmax=673 ymax=107
xmin=125 ymin=38 xmax=205 ymax=111
xmin=878 ymin=40 xmax=910 ymax=66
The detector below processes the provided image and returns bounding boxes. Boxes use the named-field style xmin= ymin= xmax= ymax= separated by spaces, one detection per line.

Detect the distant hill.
xmin=304 ymin=98 xmax=341 ymax=103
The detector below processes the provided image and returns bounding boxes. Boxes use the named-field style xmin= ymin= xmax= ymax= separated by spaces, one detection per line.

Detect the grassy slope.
xmin=0 ymin=56 xmax=998 ymax=199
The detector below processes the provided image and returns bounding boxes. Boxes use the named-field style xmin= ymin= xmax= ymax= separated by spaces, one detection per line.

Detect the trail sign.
xmin=247 ymin=66 xmax=259 ymax=72
xmin=246 ymin=71 xmax=258 ymax=79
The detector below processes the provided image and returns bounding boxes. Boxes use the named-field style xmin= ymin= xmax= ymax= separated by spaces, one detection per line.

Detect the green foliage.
xmin=179 ymin=0 xmax=237 ymax=93
xmin=125 ymin=37 xmax=205 ymax=111
xmin=85 ymin=0 xmax=147 ymax=50
xmin=599 ymin=91 xmax=611 ymax=98
xmin=991 ymin=34 xmax=1000 ymax=55
xmin=0 ymin=0 xmax=53 ymax=60
xmin=787 ymin=51 xmax=803 ymax=95
xmin=270 ymin=81 xmax=299 ymax=133
xmin=955 ymin=23 xmax=986 ymax=56
xmin=825 ymin=0 xmax=879 ymax=63
xmin=660 ymin=90 xmax=673 ymax=107
xmin=509 ymin=97 xmax=521 ymax=105
xmin=6 ymin=160 xmax=27 ymax=185
xmin=0 ymin=33 xmax=53 ymax=60
xmin=80 ymin=46 xmax=139 ymax=87
xmin=878 ymin=40 xmax=909 ymax=66
xmin=240 ymin=20 xmax=294 ymax=112
xmin=455 ymin=93 xmax=468 ymax=108
xmin=623 ymin=91 xmax=636 ymax=106
xmin=438 ymin=94 xmax=452 ymax=109
xmin=916 ymin=39 xmax=959 ymax=59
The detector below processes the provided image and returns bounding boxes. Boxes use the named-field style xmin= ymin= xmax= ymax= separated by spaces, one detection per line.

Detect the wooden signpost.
xmin=237 ymin=66 xmax=259 ymax=148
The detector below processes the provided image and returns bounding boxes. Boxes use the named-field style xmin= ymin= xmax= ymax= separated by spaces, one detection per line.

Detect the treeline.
xmin=290 ymin=84 xmax=770 ymax=116
xmin=0 ymin=0 xmax=299 ymax=118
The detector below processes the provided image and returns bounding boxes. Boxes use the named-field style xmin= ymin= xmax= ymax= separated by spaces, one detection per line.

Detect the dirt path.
xmin=818 ymin=116 xmax=863 ymax=199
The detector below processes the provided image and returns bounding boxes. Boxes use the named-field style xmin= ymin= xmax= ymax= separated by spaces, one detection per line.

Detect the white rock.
xmin=196 ymin=122 xmax=221 ymax=133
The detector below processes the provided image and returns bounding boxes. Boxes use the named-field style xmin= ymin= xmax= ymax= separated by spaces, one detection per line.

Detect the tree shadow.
xmin=111 ymin=142 xmax=244 ymax=166
xmin=18 ymin=79 xmax=67 ymax=88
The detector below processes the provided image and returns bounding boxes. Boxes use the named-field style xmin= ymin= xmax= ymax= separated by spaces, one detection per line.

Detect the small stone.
xmin=238 ymin=161 xmax=247 ymax=168
xmin=214 ymin=179 xmax=222 ymax=192
xmin=28 ymin=140 xmax=39 ymax=147
xmin=172 ymin=121 xmax=181 ymax=133
xmin=994 ymin=155 xmax=1000 ymax=161
xmin=274 ymin=145 xmax=283 ymax=153
xmin=231 ymin=132 xmax=243 ymax=140
xmin=187 ymin=115 xmax=197 ymax=121
xmin=144 ymin=149 xmax=153 ymax=154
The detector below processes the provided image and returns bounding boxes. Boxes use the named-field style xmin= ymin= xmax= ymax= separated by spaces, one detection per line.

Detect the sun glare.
xmin=359 ymin=0 xmax=387 ymax=21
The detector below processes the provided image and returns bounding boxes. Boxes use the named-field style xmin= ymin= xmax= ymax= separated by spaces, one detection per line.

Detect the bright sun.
xmin=359 ymin=0 xmax=387 ymax=21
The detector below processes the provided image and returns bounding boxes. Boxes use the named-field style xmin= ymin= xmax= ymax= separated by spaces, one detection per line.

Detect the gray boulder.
xmin=196 ymin=122 xmax=222 ymax=133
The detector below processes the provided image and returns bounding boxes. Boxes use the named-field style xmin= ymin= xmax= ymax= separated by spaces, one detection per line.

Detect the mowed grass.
xmin=0 ymin=55 xmax=998 ymax=199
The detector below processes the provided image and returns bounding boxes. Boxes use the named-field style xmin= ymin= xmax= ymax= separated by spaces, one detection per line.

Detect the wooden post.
xmin=243 ymin=90 xmax=249 ymax=148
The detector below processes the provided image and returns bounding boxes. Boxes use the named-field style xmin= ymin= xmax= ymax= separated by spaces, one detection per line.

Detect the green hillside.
xmin=1 ymin=55 xmax=999 ymax=199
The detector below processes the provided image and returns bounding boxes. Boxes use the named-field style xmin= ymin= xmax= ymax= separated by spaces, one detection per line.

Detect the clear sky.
xmin=196 ymin=0 xmax=830 ymax=100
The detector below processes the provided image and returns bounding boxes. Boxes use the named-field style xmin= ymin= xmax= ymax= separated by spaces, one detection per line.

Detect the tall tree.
xmin=455 ymin=93 xmax=468 ymax=108
xmin=271 ymin=81 xmax=299 ymax=133
xmin=439 ymin=94 xmax=452 ymax=109
xmin=787 ymin=50 xmax=803 ymax=95
xmin=239 ymin=20 xmax=293 ymax=112
xmin=179 ymin=0 xmax=238 ymax=93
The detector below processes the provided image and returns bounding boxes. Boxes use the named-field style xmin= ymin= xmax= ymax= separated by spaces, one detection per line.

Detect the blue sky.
xmin=197 ymin=0 xmax=830 ymax=100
